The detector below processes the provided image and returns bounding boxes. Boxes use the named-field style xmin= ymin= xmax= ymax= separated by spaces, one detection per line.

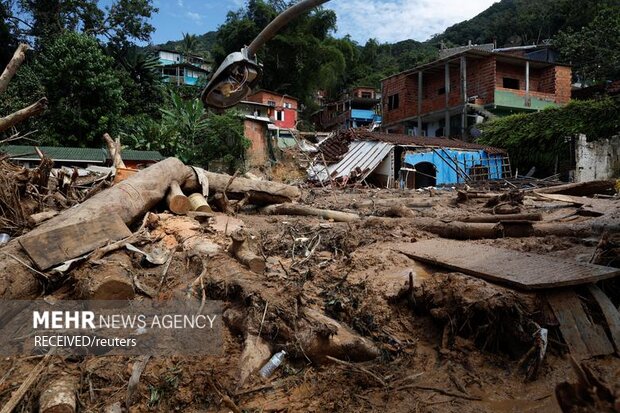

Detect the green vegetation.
xmin=478 ymin=97 xmax=620 ymax=174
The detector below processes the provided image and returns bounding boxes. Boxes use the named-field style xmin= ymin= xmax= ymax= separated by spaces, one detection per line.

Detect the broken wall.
xmin=576 ymin=134 xmax=620 ymax=182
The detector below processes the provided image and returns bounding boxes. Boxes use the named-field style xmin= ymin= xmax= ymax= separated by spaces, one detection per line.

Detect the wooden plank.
xmin=547 ymin=290 xmax=614 ymax=359
xmin=588 ymin=285 xmax=620 ymax=355
xmin=19 ymin=214 xmax=132 ymax=270
xmin=391 ymin=239 xmax=620 ymax=290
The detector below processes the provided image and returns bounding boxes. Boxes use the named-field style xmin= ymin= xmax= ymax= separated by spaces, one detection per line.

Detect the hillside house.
xmin=381 ymin=49 xmax=571 ymax=137
xmin=245 ymin=90 xmax=299 ymax=130
xmin=156 ymin=48 xmax=211 ymax=86
xmin=315 ymin=87 xmax=382 ymax=131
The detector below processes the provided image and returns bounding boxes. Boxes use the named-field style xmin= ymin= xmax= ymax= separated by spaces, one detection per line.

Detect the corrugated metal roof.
xmin=3 ymin=145 xmax=164 ymax=163
xmin=328 ymin=141 xmax=393 ymax=180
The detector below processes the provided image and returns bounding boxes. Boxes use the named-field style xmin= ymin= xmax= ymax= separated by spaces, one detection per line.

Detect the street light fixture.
xmin=201 ymin=0 xmax=331 ymax=109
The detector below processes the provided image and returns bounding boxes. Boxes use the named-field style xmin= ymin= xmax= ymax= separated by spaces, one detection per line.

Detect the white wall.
xmin=575 ymin=134 xmax=620 ymax=182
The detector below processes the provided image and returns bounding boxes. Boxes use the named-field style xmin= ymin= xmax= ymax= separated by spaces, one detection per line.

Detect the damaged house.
xmin=310 ymin=129 xmax=509 ymax=188
xmin=381 ymin=47 xmax=571 ymax=137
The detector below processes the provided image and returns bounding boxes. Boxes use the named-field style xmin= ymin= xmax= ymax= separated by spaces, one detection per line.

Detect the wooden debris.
xmin=39 ymin=375 xmax=78 ymax=413
xmin=213 ymin=192 xmax=234 ymax=215
xmin=260 ymin=203 xmax=360 ymax=222
xmin=27 ymin=211 xmax=59 ymax=227
xmin=166 ymin=180 xmax=190 ymax=215
xmin=393 ymin=239 xmax=620 ymax=289
xmin=228 ymin=229 xmax=265 ymax=273
xmin=237 ymin=334 xmax=271 ymax=388
xmin=0 ymin=43 xmax=30 ymax=94
xmin=588 ymin=285 xmax=620 ymax=355
xmin=126 ymin=355 xmax=150 ymax=408
xmin=76 ymin=253 xmax=135 ymax=300
xmin=547 ymin=290 xmax=614 ymax=359
xmin=536 ymin=180 xmax=615 ymax=196
xmin=18 ymin=213 xmax=132 ymax=270
xmin=459 ymin=212 xmax=542 ymax=223
xmin=0 ymin=351 xmax=52 ymax=413
xmin=103 ymin=133 xmax=126 ymax=169
xmin=0 ymin=97 xmax=48 ymax=133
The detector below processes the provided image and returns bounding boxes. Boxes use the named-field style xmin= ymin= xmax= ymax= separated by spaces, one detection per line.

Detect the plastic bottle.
xmin=259 ymin=350 xmax=286 ymax=378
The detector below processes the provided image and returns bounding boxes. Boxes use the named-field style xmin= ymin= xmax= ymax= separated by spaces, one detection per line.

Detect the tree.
xmin=35 ymin=32 xmax=127 ymax=146
xmin=178 ymin=32 xmax=200 ymax=59
xmin=16 ymin=0 xmax=157 ymax=50
xmin=554 ymin=6 xmax=620 ymax=85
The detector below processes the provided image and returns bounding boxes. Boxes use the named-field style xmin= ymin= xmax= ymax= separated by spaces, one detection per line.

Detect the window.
xmin=437 ymin=87 xmax=445 ymax=95
xmin=267 ymin=100 xmax=276 ymax=107
xmin=361 ymin=91 xmax=372 ymax=99
xmin=275 ymin=110 xmax=284 ymax=121
xmin=283 ymin=102 xmax=293 ymax=109
xmin=387 ymin=94 xmax=400 ymax=110
xmin=503 ymin=77 xmax=520 ymax=89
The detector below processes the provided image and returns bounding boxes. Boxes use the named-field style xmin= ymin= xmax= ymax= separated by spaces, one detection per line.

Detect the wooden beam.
xmin=460 ymin=55 xmax=467 ymax=136
xmin=444 ymin=62 xmax=450 ymax=136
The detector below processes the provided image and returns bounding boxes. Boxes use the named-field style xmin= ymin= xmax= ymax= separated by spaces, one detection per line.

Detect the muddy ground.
xmin=1 ymin=186 xmax=619 ymax=412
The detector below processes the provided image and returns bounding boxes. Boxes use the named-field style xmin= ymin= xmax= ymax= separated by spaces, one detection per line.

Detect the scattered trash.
xmin=259 ymin=350 xmax=286 ymax=378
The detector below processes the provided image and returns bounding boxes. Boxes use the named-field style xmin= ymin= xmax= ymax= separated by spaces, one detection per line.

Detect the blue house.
xmin=155 ymin=48 xmax=211 ymax=86
xmin=311 ymin=129 xmax=509 ymax=188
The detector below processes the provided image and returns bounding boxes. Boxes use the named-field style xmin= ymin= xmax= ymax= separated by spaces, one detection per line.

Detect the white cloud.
xmin=326 ymin=0 xmax=498 ymax=44
xmin=186 ymin=11 xmax=203 ymax=22
xmin=177 ymin=0 xmax=184 ymax=6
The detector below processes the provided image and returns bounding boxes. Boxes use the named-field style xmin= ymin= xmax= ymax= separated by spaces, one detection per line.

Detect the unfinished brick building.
xmin=381 ymin=49 xmax=571 ymax=137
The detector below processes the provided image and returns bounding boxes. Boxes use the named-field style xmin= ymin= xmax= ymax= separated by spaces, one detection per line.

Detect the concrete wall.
xmin=244 ymin=119 xmax=268 ymax=166
xmin=576 ymin=134 xmax=620 ymax=182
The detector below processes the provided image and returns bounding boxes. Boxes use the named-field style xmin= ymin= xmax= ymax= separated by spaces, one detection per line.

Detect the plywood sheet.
xmin=19 ymin=213 xmax=132 ymax=270
xmin=392 ymin=239 xmax=620 ymax=290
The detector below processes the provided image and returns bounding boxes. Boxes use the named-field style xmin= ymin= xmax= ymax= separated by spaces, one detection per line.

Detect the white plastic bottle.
xmin=259 ymin=350 xmax=286 ymax=378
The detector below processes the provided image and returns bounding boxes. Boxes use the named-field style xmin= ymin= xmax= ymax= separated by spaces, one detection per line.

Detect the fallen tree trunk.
xmin=352 ymin=198 xmax=434 ymax=209
xmin=185 ymin=170 xmax=301 ymax=204
xmin=75 ymin=253 xmax=135 ymax=300
xmin=0 ymin=97 xmax=48 ymax=133
xmin=0 ymin=43 xmax=29 ymax=95
xmin=39 ymin=375 xmax=78 ymax=413
xmin=535 ymin=180 xmax=615 ymax=196
xmin=0 ymin=157 xmax=195 ymax=299
xmin=459 ymin=213 xmax=543 ymax=223
xmin=28 ymin=210 xmax=59 ymax=227
xmin=260 ymin=203 xmax=360 ymax=222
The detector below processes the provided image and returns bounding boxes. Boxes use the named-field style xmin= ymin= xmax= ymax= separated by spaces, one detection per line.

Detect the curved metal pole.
xmin=246 ymin=0 xmax=331 ymax=57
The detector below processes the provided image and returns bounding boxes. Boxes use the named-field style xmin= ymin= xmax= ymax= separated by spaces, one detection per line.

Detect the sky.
xmin=148 ymin=0 xmax=498 ymax=45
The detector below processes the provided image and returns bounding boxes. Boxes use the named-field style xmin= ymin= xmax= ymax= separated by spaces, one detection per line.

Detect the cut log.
xmin=39 ymin=375 xmax=78 ymax=413
xmin=103 ymin=133 xmax=126 ymax=169
xmin=0 ymin=97 xmax=48 ymax=133
xmin=459 ymin=212 xmax=543 ymax=223
xmin=418 ymin=220 xmax=504 ymax=239
xmin=260 ymin=203 xmax=360 ymax=222
xmin=27 ymin=210 xmax=59 ymax=227
xmin=0 ymin=158 xmax=196 ymax=300
xmin=228 ymin=229 xmax=265 ymax=273
xmin=188 ymin=193 xmax=212 ymax=213
xmin=0 ymin=43 xmax=29 ymax=95
xmin=184 ymin=169 xmax=301 ymax=204
xmin=166 ymin=180 xmax=190 ymax=215
xmin=75 ymin=253 xmax=135 ymax=300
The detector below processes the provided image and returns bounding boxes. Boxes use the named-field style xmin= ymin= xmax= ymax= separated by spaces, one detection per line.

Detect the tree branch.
xmin=0 ymin=43 xmax=30 ymax=95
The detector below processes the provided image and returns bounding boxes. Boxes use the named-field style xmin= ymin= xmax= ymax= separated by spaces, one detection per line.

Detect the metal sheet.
xmin=327 ymin=141 xmax=394 ymax=181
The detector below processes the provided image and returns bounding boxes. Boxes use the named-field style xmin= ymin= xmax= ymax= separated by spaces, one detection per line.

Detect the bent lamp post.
xmin=201 ymin=0 xmax=330 ymax=109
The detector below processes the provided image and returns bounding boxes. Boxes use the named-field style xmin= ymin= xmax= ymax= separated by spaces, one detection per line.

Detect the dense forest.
xmin=0 ymin=0 xmax=618 ymax=169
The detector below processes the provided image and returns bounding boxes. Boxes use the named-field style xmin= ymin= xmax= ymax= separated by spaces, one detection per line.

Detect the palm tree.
xmin=179 ymin=32 xmax=200 ymax=63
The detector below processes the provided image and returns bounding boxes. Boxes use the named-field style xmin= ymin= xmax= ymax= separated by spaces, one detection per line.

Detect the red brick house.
xmin=315 ymin=87 xmax=382 ymax=131
xmin=381 ymin=49 xmax=571 ymax=137
xmin=246 ymin=90 xmax=299 ymax=130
